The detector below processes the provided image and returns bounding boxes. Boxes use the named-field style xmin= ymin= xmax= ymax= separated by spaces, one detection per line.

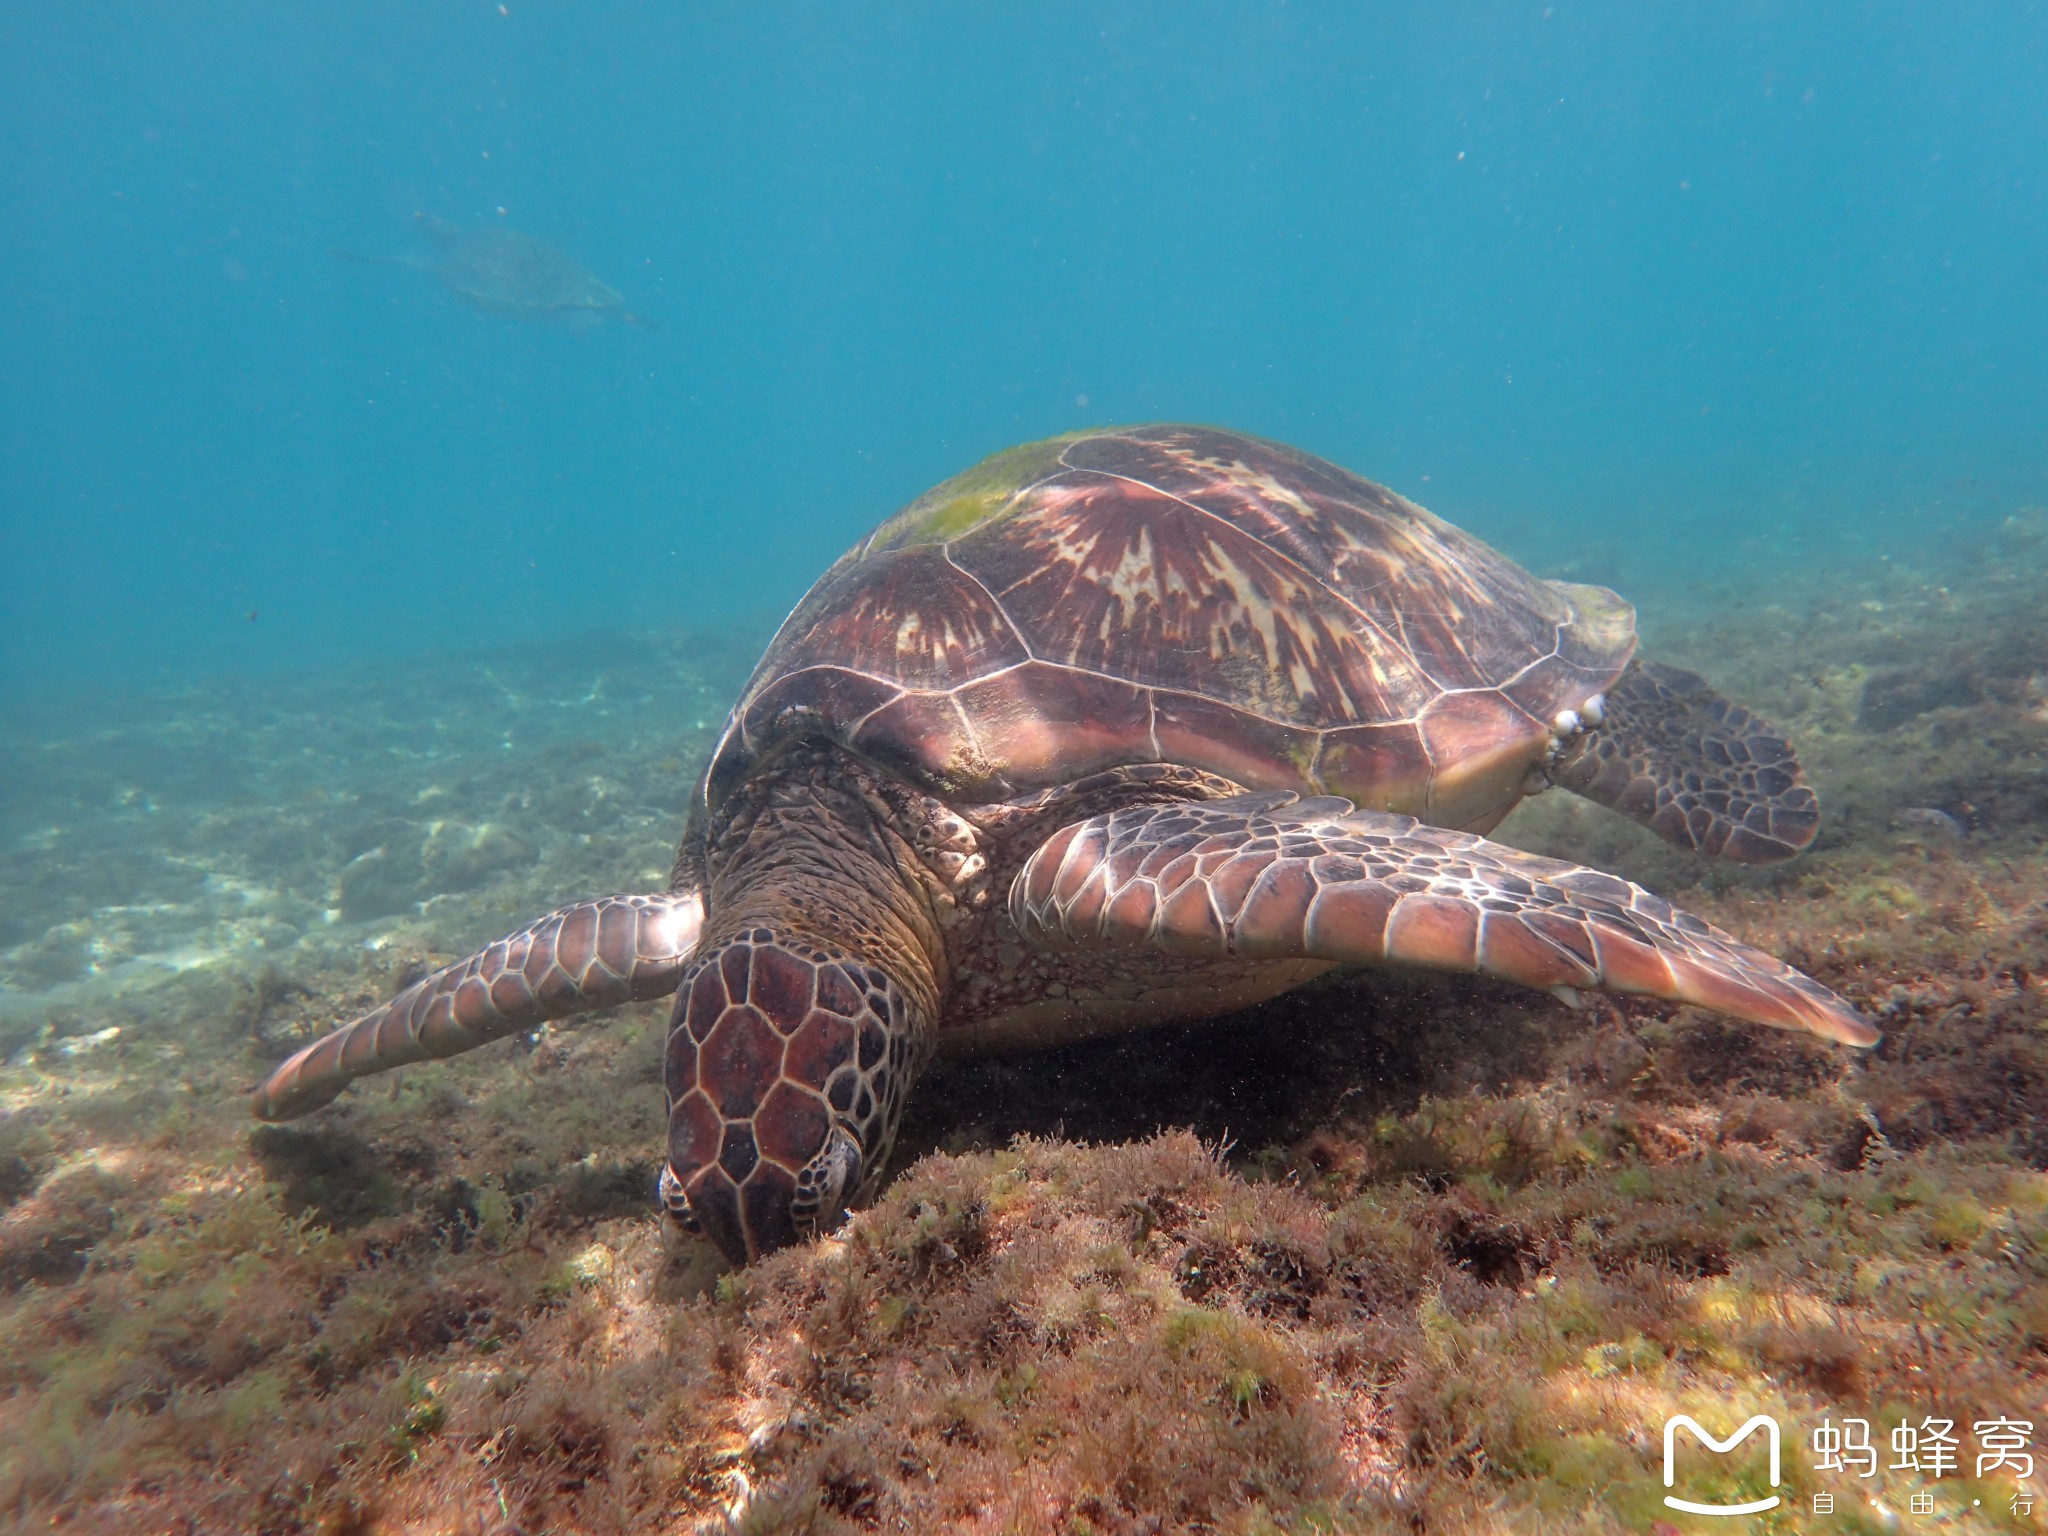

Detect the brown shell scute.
xmin=709 ymin=425 xmax=1637 ymax=817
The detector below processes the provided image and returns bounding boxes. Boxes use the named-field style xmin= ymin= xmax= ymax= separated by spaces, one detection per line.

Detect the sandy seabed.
xmin=2 ymin=513 xmax=2046 ymax=1534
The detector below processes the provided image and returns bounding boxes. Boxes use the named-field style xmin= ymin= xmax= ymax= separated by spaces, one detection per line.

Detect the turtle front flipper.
xmin=1011 ymin=794 xmax=1875 ymax=1047
xmin=1550 ymin=659 xmax=1819 ymax=864
xmin=251 ymin=891 xmax=704 ymax=1120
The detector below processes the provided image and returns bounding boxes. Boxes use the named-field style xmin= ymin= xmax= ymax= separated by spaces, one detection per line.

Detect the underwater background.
xmin=5 ymin=1 xmax=2047 ymax=699
xmin=4 ymin=5 xmax=2048 ymax=1534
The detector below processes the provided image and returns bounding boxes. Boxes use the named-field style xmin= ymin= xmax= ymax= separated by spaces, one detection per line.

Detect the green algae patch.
xmin=868 ymin=431 xmax=1085 ymax=549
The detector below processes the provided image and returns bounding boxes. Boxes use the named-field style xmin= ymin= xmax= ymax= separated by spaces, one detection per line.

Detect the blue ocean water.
xmin=2 ymin=3 xmax=2044 ymax=705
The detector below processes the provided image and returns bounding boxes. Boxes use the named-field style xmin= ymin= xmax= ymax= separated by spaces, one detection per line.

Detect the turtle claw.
xmin=1012 ymin=793 xmax=1877 ymax=1049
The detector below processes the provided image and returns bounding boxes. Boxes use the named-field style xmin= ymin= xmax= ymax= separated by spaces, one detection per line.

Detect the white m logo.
xmin=1662 ymin=1414 xmax=1782 ymax=1516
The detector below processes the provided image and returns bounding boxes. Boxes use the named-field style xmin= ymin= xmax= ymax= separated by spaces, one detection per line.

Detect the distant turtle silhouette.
xmin=334 ymin=212 xmax=654 ymax=328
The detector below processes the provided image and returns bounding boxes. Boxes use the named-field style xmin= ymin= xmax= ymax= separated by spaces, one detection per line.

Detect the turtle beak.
xmin=671 ymin=1161 xmax=797 ymax=1267
xmin=660 ymin=1122 xmax=861 ymax=1266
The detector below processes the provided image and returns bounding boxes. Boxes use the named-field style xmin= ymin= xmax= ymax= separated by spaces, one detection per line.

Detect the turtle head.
xmin=659 ymin=928 xmax=920 ymax=1266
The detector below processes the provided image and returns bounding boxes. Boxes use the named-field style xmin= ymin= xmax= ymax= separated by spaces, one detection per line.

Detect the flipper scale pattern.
xmin=252 ymin=891 xmax=704 ymax=1120
xmin=1012 ymin=794 xmax=1875 ymax=1046
xmin=1553 ymin=659 xmax=1821 ymax=864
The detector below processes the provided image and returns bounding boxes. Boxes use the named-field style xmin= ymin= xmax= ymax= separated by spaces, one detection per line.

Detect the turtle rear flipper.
xmin=1551 ymin=660 xmax=1820 ymax=865
xmin=1012 ymin=793 xmax=1874 ymax=1047
xmin=251 ymin=890 xmax=703 ymax=1119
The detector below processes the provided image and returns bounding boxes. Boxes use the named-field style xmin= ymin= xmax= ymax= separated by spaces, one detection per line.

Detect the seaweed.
xmin=1 ymin=532 xmax=2045 ymax=1531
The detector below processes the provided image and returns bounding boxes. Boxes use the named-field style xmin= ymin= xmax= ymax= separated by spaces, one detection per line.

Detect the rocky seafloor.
xmin=2 ymin=512 xmax=2046 ymax=1534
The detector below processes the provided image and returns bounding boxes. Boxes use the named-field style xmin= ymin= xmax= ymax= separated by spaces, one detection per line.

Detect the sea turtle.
xmin=334 ymin=213 xmax=653 ymax=328
xmin=253 ymin=425 xmax=1876 ymax=1266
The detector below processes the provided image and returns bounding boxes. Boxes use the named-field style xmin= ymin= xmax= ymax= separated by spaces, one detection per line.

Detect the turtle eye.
xmin=790 ymin=1124 xmax=863 ymax=1238
xmin=657 ymin=1163 xmax=702 ymax=1235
